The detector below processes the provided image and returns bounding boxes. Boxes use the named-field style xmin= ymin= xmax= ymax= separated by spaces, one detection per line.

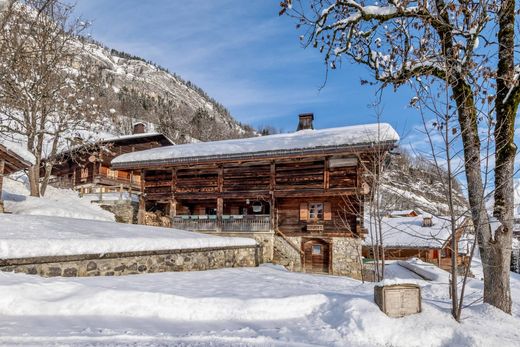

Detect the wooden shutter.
xmin=299 ymin=202 xmax=309 ymax=221
xmin=323 ymin=202 xmax=332 ymax=221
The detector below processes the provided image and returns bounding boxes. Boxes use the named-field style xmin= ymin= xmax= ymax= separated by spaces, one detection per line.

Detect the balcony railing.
xmin=172 ymin=214 xmax=271 ymax=233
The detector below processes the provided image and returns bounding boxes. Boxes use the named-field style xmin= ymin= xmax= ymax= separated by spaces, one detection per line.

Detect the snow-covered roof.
xmin=386 ymin=210 xmax=420 ymax=217
xmin=99 ymin=132 xmax=173 ymax=144
xmin=112 ymin=123 xmax=399 ymax=168
xmin=364 ymin=215 xmax=466 ymax=249
xmin=0 ymin=139 xmax=35 ymax=167
xmin=0 ymin=214 xmax=256 ymax=259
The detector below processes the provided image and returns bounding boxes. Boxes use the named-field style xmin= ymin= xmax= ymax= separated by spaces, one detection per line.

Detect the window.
xmin=309 ymin=203 xmax=324 ymax=220
xmin=312 ymin=245 xmax=322 ymax=255
xmin=107 ymin=168 xmax=118 ymax=179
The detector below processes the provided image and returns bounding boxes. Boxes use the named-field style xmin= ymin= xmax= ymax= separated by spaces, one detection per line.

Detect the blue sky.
xmin=72 ymin=0 xmax=419 ymax=138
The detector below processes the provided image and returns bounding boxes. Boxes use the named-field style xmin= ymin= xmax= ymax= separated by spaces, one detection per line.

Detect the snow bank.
xmin=2 ymin=176 xmax=114 ymax=221
xmin=0 ymin=270 xmax=326 ymax=321
xmin=397 ymin=258 xmax=449 ymax=282
xmin=0 ymin=213 xmax=256 ymax=259
xmin=113 ymin=123 xmax=399 ymax=165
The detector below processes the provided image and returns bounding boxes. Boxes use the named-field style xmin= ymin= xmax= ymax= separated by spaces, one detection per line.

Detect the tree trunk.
xmin=452 ymin=80 xmax=496 ymax=310
xmin=28 ymin=165 xmax=40 ymax=197
xmin=487 ymin=0 xmax=516 ymax=314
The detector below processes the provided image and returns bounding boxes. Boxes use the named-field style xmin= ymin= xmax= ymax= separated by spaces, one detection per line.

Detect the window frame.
xmin=309 ymin=202 xmax=324 ymax=220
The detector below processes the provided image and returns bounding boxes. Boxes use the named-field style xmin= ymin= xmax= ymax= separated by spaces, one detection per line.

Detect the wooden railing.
xmin=172 ymin=215 xmax=271 ymax=232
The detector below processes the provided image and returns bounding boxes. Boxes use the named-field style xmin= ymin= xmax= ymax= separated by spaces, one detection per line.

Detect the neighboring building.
xmin=363 ymin=214 xmax=469 ymax=271
xmin=0 ymin=140 xmax=35 ymax=212
xmin=385 ymin=209 xmax=420 ymax=218
xmin=48 ymin=123 xmax=173 ymax=199
xmin=111 ymin=114 xmax=399 ymax=278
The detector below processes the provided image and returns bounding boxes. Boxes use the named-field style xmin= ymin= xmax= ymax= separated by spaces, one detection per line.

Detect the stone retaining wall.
xmin=0 ymin=245 xmax=260 ymax=277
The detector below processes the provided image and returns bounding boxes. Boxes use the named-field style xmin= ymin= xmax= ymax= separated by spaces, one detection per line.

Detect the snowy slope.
xmin=0 ymin=263 xmax=518 ymax=346
xmin=1 ymin=176 xmax=114 ymax=221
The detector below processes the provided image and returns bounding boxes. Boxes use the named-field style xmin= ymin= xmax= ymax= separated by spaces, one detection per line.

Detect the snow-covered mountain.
xmin=381 ymin=154 xmax=468 ymax=215
xmin=75 ymin=37 xmax=255 ymax=143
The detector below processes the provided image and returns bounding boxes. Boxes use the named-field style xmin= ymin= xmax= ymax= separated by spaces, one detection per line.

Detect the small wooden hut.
xmin=0 ymin=141 xmax=35 ymax=212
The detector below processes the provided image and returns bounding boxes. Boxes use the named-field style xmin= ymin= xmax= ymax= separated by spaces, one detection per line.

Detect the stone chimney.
xmin=296 ymin=113 xmax=314 ymax=131
xmin=133 ymin=122 xmax=146 ymax=134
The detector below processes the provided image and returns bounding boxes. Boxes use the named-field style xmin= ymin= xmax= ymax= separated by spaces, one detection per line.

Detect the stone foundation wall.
xmin=272 ymin=235 xmax=362 ymax=279
xmin=330 ymin=237 xmax=363 ymax=279
xmin=208 ymin=232 xmax=273 ymax=263
xmin=99 ymin=201 xmax=138 ymax=224
xmin=143 ymin=211 xmax=172 ymax=227
xmin=273 ymin=236 xmax=303 ymax=272
xmin=0 ymin=245 xmax=260 ymax=277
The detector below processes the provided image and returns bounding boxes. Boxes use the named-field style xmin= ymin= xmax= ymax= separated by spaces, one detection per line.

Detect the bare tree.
xmin=0 ymin=0 xmax=103 ymax=196
xmin=282 ymin=0 xmax=517 ymax=314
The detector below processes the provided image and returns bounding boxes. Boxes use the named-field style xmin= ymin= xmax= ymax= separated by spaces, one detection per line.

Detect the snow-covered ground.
xmin=0 ymin=213 xmax=256 ymax=259
xmin=2 ymin=175 xmax=114 ymax=221
xmin=0 ymin=261 xmax=518 ymax=346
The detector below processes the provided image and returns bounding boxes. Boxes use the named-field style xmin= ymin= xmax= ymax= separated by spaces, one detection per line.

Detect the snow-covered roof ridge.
xmin=0 ymin=139 xmax=35 ymax=166
xmin=112 ymin=122 xmax=399 ymax=167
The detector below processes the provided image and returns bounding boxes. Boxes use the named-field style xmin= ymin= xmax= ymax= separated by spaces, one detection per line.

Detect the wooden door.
xmin=303 ymin=239 xmax=330 ymax=273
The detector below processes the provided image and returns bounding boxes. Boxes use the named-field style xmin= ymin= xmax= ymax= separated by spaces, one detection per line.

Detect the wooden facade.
xmin=111 ymin=116 xmax=400 ymax=275
xmin=116 ymin=153 xmax=395 ymax=274
xmin=48 ymin=133 xmax=172 ymax=199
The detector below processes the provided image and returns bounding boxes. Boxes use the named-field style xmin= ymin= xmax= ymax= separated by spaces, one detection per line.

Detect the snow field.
xmin=0 ymin=263 xmax=518 ymax=346
xmin=0 ymin=213 xmax=256 ymax=259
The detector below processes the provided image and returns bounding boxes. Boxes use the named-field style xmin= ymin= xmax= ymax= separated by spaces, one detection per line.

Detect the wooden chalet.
xmin=111 ymin=114 xmax=400 ymax=277
xmin=0 ymin=140 xmax=35 ymax=212
xmin=363 ymin=214 xmax=469 ymax=271
xmin=49 ymin=123 xmax=173 ymax=199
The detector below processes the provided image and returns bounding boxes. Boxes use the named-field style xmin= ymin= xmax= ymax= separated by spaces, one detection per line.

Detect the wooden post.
xmin=119 ymin=183 xmax=124 ymax=200
xmin=0 ymin=159 xmax=4 ymax=213
xmin=217 ymin=197 xmax=223 ymax=232
xmin=324 ymin=157 xmax=330 ymax=190
xmin=137 ymin=169 xmax=146 ymax=225
xmin=270 ymin=161 xmax=276 ymax=191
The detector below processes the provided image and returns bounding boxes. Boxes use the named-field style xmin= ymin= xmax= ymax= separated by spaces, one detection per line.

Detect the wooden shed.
xmin=0 ymin=141 xmax=35 ymax=212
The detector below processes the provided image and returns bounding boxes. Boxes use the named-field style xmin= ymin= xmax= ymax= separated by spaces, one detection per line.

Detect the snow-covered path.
xmin=0 ymin=264 xmax=519 ymax=346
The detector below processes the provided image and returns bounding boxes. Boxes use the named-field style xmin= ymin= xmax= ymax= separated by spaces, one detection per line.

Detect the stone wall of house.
xmin=99 ymin=201 xmax=138 ymax=224
xmin=273 ymin=235 xmax=303 ymax=272
xmin=330 ymin=237 xmax=363 ymax=279
xmin=0 ymin=245 xmax=260 ymax=277
xmin=272 ymin=235 xmax=363 ymax=279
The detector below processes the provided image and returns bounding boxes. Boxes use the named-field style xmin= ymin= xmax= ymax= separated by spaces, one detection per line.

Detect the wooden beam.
xmin=324 ymin=157 xmax=330 ymax=190
xmin=218 ymin=165 xmax=223 ymax=193
xmin=137 ymin=169 xmax=146 ymax=225
xmin=270 ymin=161 xmax=276 ymax=191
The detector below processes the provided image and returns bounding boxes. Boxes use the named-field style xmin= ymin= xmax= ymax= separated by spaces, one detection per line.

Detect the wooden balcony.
xmin=172 ymin=214 xmax=271 ymax=233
